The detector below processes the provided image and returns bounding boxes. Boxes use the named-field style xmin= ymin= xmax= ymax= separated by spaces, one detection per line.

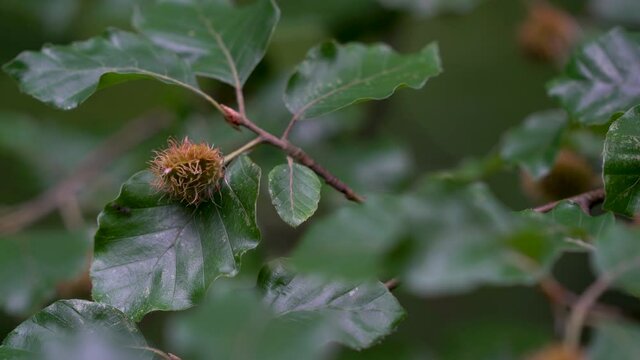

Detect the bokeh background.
xmin=0 ymin=0 xmax=637 ymax=358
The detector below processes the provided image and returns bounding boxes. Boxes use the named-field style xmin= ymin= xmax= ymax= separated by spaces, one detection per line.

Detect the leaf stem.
xmin=221 ymin=105 xmax=365 ymax=203
xmin=129 ymin=346 xmax=182 ymax=360
xmin=224 ymin=137 xmax=264 ymax=165
xmin=281 ymin=113 xmax=300 ymax=140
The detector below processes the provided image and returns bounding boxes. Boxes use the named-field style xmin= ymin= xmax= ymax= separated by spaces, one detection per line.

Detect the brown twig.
xmin=0 ymin=112 xmax=172 ymax=235
xmin=222 ymin=105 xmax=365 ymax=203
xmin=129 ymin=346 xmax=182 ymax=360
xmin=563 ymin=274 xmax=613 ymax=350
xmin=531 ymin=190 xmax=627 ymax=343
xmin=533 ymin=188 xmax=605 ymax=214
xmin=384 ymin=278 xmax=400 ymax=291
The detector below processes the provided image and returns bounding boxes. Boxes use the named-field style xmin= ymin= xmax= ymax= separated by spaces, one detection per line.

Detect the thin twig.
xmin=563 ymin=257 xmax=640 ymax=350
xmin=129 ymin=346 xmax=182 ymax=360
xmin=534 ymin=188 xmax=605 ymax=214
xmin=221 ymin=105 xmax=365 ymax=203
xmin=384 ymin=278 xmax=400 ymax=291
xmin=224 ymin=137 xmax=263 ymax=165
xmin=564 ymin=274 xmax=613 ymax=350
xmin=281 ymin=113 xmax=300 ymax=140
xmin=0 ymin=112 xmax=172 ymax=235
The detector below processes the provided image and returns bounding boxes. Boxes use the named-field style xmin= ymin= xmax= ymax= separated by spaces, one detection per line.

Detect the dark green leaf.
xmin=592 ymin=224 xmax=640 ymax=296
xmin=500 ymin=109 xmax=567 ymax=179
xmin=338 ymin=342 xmax=432 ymax=360
xmin=284 ymin=41 xmax=441 ymax=120
xmin=91 ymin=155 xmax=261 ymax=321
xmin=603 ymin=105 xmax=640 ymax=216
xmin=378 ymin=0 xmax=484 ymax=17
xmin=0 ymin=231 xmax=90 ymax=316
xmin=590 ymin=321 xmax=640 ymax=359
xmin=134 ymin=0 xmax=279 ymax=86
xmin=268 ymin=163 xmax=321 ymax=227
xmin=436 ymin=320 xmax=550 ymax=360
xmin=315 ymin=139 xmax=414 ymax=193
xmin=258 ymin=260 xmax=405 ymax=350
xmin=520 ymin=202 xmax=614 ymax=251
xmin=168 ymin=285 xmax=332 ymax=360
xmin=0 ymin=300 xmax=152 ymax=360
xmin=169 ymin=261 xmax=403 ymax=360
xmin=291 ymin=195 xmax=407 ymax=279
xmin=292 ymin=181 xmax=561 ymax=294
xmin=3 ymin=29 xmax=197 ymax=110
xmin=590 ymin=0 xmax=640 ymax=26
xmin=402 ymin=181 xmax=562 ymax=295
xmin=548 ymin=28 xmax=640 ymax=125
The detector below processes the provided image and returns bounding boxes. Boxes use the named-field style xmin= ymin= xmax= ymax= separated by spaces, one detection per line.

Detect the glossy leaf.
xmin=590 ymin=321 xmax=640 ymax=359
xmin=258 ymin=260 xmax=405 ymax=350
xmin=284 ymin=41 xmax=442 ymax=120
xmin=168 ymin=285 xmax=331 ymax=360
xmin=590 ymin=0 xmax=640 ymax=26
xmin=291 ymin=195 xmax=407 ymax=279
xmin=0 ymin=300 xmax=152 ymax=360
xmin=378 ymin=0 xmax=484 ymax=17
xmin=3 ymin=28 xmax=197 ymax=110
xmin=268 ymin=162 xmax=321 ymax=227
xmin=548 ymin=28 xmax=640 ymax=125
xmin=316 ymin=139 xmax=414 ymax=192
xmin=0 ymin=231 xmax=90 ymax=316
xmin=520 ymin=202 xmax=614 ymax=251
xmin=134 ymin=0 xmax=279 ymax=86
xmin=592 ymin=224 xmax=640 ymax=296
xmin=169 ymin=261 xmax=403 ymax=360
xmin=402 ymin=181 xmax=562 ymax=295
xmin=91 ymin=155 xmax=261 ymax=321
xmin=500 ymin=109 xmax=567 ymax=179
xmin=603 ymin=106 xmax=640 ymax=217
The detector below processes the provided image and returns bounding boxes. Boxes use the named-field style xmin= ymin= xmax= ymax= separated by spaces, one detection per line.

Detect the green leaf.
xmin=268 ymin=162 xmax=321 ymax=227
xmin=500 ymin=109 xmax=567 ymax=179
xmin=603 ymin=105 xmax=640 ymax=217
xmin=0 ymin=231 xmax=91 ymax=316
xmin=3 ymin=28 xmax=197 ymax=110
xmin=134 ymin=0 xmax=279 ymax=86
xmin=292 ymin=181 xmax=562 ymax=293
xmin=402 ymin=181 xmax=562 ymax=295
xmin=590 ymin=0 xmax=640 ymax=26
xmin=590 ymin=321 xmax=640 ymax=359
xmin=168 ymin=284 xmax=331 ymax=360
xmin=284 ymin=41 xmax=442 ymax=120
xmin=0 ymin=300 xmax=152 ymax=360
xmin=91 ymin=155 xmax=261 ymax=321
xmin=316 ymin=139 xmax=415 ymax=192
xmin=378 ymin=0 xmax=484 ymax=17
xmin=592 ymin=224 xmax=640 ymax=296
xmin=548 ymin=28 xmax=640 ymax=125
xmin=169 ymin=261 xmax=403 ymax=360
xmin=291 ymin=195 xmax=407 ymax=279
xmin=258 ymin=260 xmax=405 ymax=350
xmin=520 ymin=202 xmax=615 ymax=251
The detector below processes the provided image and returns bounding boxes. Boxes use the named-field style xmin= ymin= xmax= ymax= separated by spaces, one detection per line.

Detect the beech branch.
xmin=221 ymin=105 xmax=365 ymax=203
xmin=533 ymin=188 xmax=605 ymax=214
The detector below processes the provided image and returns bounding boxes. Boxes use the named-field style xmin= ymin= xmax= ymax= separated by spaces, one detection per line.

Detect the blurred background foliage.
xmin=1 ymin=0 xmax=638 ymax=358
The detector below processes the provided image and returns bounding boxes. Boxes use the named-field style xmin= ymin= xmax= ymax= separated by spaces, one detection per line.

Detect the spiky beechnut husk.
xmin=150 ymin=137 xmax=225 ymax=205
